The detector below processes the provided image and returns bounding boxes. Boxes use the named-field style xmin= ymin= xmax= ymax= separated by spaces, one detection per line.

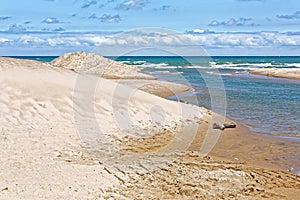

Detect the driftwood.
xmin=213 ymin=122 xmax=236 ymax=130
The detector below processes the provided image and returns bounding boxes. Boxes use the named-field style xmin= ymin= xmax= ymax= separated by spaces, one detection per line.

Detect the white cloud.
xmin=18 ymin=35 xmax=45 ymax=45
xmin=116 ymin=0 xmax=148 ymax=10
xmin=277 ymin=11 xmax=300 ymax=19
xmin=101 ymin=31 xmax=195 ymax=46
xmin=193 ymin=29 xmax=205 ymax=34
xmin=209 ymin=20 xmax=219 ymax=26
xmin=47 ymin=37 xmax=65 ymax=46
xmin=53 ymin=27 xmax=65 ymax=32
xmin=82 ymin=35 xmax=105 ymax=45
xmin=42 ymin=17 xmax=60 ymax=24
xmin=0 ymin=38 xmax=11 ymax=44
xmin=14 ymin=34 xmax=105 ymax=47
xmin=8 ymin=24 xmax=27 ymax=33
xmin=81 ymin=0 xmax=98 ymax=8
xmin=209 ymin=18 xmax=254 ymax=26
xmin=187 ymin=32 xmax=300 ymax=48
xmin=100 ymin=14 xmax=121 ymax=23
xmin=2 ymin=31 xmax=300 ymax=55
xmin=11 ymin=31 xmax=300 ymax=49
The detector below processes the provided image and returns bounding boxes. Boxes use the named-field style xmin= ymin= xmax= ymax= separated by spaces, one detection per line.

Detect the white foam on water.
xmin=285 ymin=63 xmax=300 ymax=68
xmin=133 ymin=60 xmax=300 ymax=72
xmin=148 ymin=70 xmax=184 ymax=75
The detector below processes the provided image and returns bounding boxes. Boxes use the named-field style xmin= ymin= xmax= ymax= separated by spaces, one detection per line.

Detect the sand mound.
xmin=50 ymin=52 xmax=191 ymax=98
xmin=250 ymin=68 xmax=300 ymax=80
xmin=51 ymin=52 xmax=155 ymax=79
xmin=0 ymin=56 xmax=52 ymax=71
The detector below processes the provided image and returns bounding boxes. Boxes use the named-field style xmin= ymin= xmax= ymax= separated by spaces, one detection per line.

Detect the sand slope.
xmin=0 ymin=55 xmax=299 ymax=199
xmin=51 ymin=52 xmax=155 ymax=80
xmin=0 ymin=56 xmax=204 ymax=199
xmin=51 ymin=52 xmax=191 ymax=97
xmin=250 ymin=68 xmax=300 ymax=80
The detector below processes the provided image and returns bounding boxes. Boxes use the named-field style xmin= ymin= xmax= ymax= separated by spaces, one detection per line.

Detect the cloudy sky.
xmin=1 ymin=0 xmax=300 ymax=55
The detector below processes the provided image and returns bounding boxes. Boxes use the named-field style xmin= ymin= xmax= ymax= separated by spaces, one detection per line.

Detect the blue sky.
xmin=0 ymin=0 xmax=300 ymax=55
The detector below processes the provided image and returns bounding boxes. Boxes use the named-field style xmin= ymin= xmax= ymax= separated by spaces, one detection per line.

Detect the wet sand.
xmin=209 ymin=122 xmax=299 ymax=173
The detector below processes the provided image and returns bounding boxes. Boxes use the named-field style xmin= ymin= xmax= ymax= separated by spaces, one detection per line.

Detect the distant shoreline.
xmin=250 ymin=68 xmax=300 ymax=80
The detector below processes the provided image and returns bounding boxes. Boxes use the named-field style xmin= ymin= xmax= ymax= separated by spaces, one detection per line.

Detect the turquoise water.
xmin=115 ymin=56 xmax=300 ymax=137
xmin=9 ymin=56 xmax=300 ymax=137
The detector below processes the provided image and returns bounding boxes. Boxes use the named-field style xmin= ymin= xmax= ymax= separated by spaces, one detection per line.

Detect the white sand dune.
xmin=51 ymin=52 xmax=155 ymax=80
xmin=0 ymin=54 xmax=299 ymax=199
xmin=51 ymin=52 xmax=191 ymax=97
xmin=0 ymin=55 xmax=207 ymax=198
xmin=0 ymin=66 xmax=117 ymax=198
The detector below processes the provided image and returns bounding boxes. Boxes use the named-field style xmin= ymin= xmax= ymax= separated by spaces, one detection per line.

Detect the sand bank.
xmin=50 ymin=52 xmax=155 ymax=80
xmin=250 ymin=68 xmax=300 ymax=80
xmin=51 ymin=52 xmax=191 ymax=97
xmin=0 ymin=54 xmax=299 ymax=199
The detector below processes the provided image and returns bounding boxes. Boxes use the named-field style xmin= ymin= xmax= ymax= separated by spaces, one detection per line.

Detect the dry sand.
xmin=50 ymin=52 xmax=155 ymax=80
xmin=250 ymin=68 xmax=300 ymax=80
xmin=113 ymin=79 xmax=191 ymax=98
xmin=0 ymin=54 xmax=299 ymax=199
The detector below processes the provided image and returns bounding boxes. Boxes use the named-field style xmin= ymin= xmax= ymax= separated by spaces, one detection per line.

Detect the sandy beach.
xmin=250 ymin=68 xmax=300 ymax=80
xmin=0 ymin=53 xmax=299 ymax=199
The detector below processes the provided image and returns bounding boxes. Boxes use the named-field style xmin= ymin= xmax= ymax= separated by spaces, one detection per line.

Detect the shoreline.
xmin=167 ymin=83 xmax=300 ymax=139
xmin=161 ymin=76 xmax=300 ymax=174
xmin=175 ymin=95 xmax=300 ymax=174
xmin=209 ymin=120 xmax=300 ymax=174
xmin=1 ymin=53 xmax=299 ymax=199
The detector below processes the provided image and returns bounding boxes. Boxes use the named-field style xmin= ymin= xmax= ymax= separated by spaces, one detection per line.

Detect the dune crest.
xmin=51 ymin=51 xmax=155 ymax=79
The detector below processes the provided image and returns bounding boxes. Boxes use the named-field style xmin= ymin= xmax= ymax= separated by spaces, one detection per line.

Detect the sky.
xmin=0 ymin=0 xmax=300 ymax=55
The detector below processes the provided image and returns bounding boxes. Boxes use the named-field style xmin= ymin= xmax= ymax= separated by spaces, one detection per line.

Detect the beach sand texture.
xmin=250 ymin=68 xmax=300 ymax=80
xmin=0 ymin=53 xmax=299 ymax=199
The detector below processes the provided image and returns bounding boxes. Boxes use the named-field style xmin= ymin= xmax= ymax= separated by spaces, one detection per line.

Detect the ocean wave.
xmin=209 ymin=62 xmax=300 ymax=69
xmin=120 ymin=61 xmax=131 ymax=64
xmin=209 ymin=62 xmax=271 ymax=69
xmin=133 ymin=60 xmax=147 ymax=65
xmin=139 ymin=64 xmax=258 ymax=70
xmin=138 ymin=63 xmax=172 ymax=69
xmin=285 ymin=63 xmax=300 ymax=68
xmin=148 ymin=71 xmax=184 ymax=75
xmin=120 ymin=60 xmax=147 ymax=65
xmin=133 ymin=61 xmax=300 ymax=70
xmin=205 ymin=71 xmax=233 ymax=76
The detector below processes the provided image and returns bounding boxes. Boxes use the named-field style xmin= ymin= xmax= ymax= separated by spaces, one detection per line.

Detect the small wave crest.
xmin=209 ymin=62 xmax=300 ymax=70
xmin=148 ymin=70 xmax=184 ymax=75
xmin=123 ymin=59 xmax=300 ymax=71
xmin=120 ymin=60 xmax=147 ymax=65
